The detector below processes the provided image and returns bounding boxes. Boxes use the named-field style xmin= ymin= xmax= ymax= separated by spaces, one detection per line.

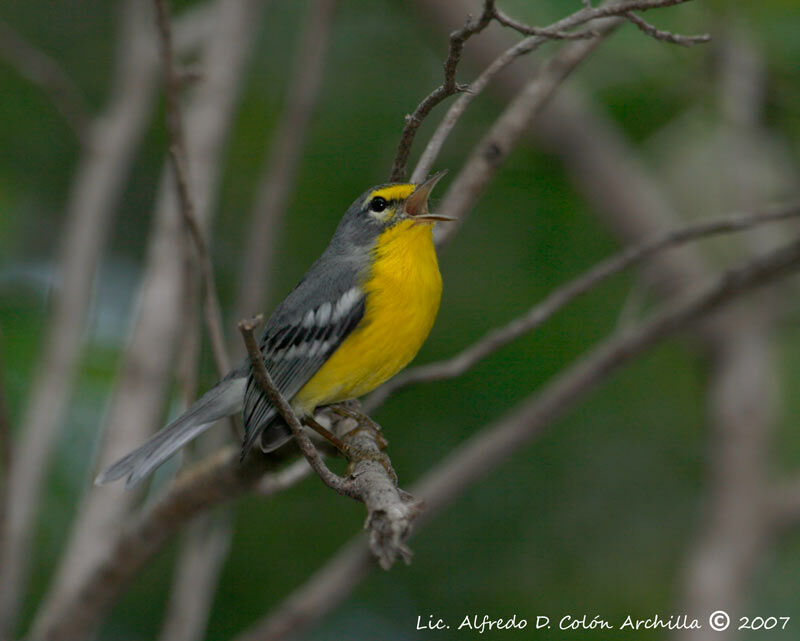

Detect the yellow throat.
xmin=295 ymin=218 xmax=442 ymax=410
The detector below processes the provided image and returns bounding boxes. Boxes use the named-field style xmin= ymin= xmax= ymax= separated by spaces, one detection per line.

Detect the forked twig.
xmin=388 ymin=0 xmax=497 ymax=181
xmin=233 ymin=227 xmax=800 ymax=641
xmin=366 ymin=202 xmax=800 ymax=410
xmin=406 ymin=0 xmax=711 ymax=183
xmin=238 ymin=317 xmax=422 ymax=568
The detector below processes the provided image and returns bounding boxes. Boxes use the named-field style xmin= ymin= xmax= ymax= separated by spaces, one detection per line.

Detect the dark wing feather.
xmin=241 ymin=289 xmax=365 ymax=456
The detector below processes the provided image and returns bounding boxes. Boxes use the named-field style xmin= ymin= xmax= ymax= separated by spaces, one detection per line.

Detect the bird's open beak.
xmin=404 ymin=170 xmax=455 ymax=222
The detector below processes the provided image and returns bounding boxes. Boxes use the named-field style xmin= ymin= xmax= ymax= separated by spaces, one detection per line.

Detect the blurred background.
xmin=1 ymin=0 xmax=799 ymax=639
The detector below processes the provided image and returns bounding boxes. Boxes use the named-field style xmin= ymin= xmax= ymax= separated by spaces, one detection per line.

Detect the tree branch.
xmin=154 ymin=0 xmax=230 ymax=376
xmin=29 ymin=2 xmax=260 ymax=637
xmin=233 ymin=0 xmax=338 ymax=336
xmin=239 ymin=316 xmax=423 ymax=568
xmin=388 ymin=0 xmax=496 ymax=181
xmin=624 ymin=10 xmax=710 ymax=46
xmin=238 ymin=316 xmax=355 ymax=498
xmin=408 ymin=0 xmax=709 ymax=183
xmin=235 ymin=230 xmax=800 ymax=641
xmin=33 ymin=447 xmax=275 ymax=641
xmin=366 ymin=202 xmax=800 ymax=410
xmin=0 ymin=1 xmax=161 ymax=634
xmin=151 ymin=3 xmax=258 ymax=640
xmin=492 ymin=6 xmax=600 ymax=40
xmin=0 ymin=19 xmax=91 ymax=141
xmin=433 ymin=19 xmax=619 ymax=246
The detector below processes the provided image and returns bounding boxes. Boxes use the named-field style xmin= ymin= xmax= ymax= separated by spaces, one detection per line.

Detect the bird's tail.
xmin=95 ymin=375 xmax=246 ymax=489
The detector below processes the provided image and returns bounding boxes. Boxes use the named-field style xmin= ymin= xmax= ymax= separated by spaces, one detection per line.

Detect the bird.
xmin=96 ymin=171 xmax=451 ymax=488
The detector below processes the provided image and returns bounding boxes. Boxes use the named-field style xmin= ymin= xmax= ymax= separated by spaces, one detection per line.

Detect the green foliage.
xmin=1 ymin=0 xmax=799 ymax=640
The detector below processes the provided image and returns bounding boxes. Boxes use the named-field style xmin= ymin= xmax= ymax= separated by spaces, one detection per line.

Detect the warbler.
xmin=97 ymin=172 xmax=450 ymax=488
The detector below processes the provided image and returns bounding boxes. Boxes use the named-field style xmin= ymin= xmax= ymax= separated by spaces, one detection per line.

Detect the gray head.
xmin=325 ymin=171 xmax=450 ymax=256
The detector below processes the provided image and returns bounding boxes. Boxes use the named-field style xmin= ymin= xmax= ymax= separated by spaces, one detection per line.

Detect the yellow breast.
xmin=295 ymin=220 xmax=442 ymax=411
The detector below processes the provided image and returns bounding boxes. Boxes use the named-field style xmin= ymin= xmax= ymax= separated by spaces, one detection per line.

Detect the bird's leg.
xmin=301 ymin=414 xmax=349 ymax=454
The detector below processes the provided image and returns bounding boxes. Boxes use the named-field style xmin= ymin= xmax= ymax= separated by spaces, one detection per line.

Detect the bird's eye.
xmin=369 ymin=196 xmax=388 ymax=213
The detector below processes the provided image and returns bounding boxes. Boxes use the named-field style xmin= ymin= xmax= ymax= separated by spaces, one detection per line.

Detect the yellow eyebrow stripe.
xmin=366 ymin=184 xmax=416 ymax=204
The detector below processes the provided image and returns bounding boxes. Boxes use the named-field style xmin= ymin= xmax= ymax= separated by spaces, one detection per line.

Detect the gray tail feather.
xmin=95 ymin=375 xmax=246 ymax=489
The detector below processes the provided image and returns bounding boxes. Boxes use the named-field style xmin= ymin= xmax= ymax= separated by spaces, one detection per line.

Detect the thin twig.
xmin=433 ymin=19 xmax=619 ymax=246
xmin=161 ymin=213 xmax=212 ymax=641
xmin=239 ymin=318 xmax=421 ymax=566
xmin=151 ymin=4 xmax=261 ymax=638
xmin=0 ymin=1 xmax=160 ymax=634
xmin=237 ymin=316 xmax=357 ymax=498
xmin=388 ymin=0 xmax=496 ymax=181
xmin=493 ymin=7 xmax=599 ymax=40
xmin=233 ymin=229 xmax=800 ymax=641
xmin=154 ymin=0 xmax=230 ymax=376
xmin=256 ymin=458 xmax=312 ymax=495
xmin=38 ymin=220 xmax=800 ymax=641
xmin=0 ymin=19 xmax=91 ymax=141
xmin=624 ymin=11 xmax=710 ymax=46
xmin=159 ymin=511 xmax=233 ymax=641
xmin=412 ymin=0 xmax=710 ymax=183
xmin=233 ymin=0 xmax=338 ymax=336
xmin=366 ymin=202 xmax=800 ymax=410
xmin=0 ymin=343 xmax=10 ymax=560
xmin=30 ymin=3 xmax=258 ymax=638
xmin=34 ymin=446 xmax=275 ymax=641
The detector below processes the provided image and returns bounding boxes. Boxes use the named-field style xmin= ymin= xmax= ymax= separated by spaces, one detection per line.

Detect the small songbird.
xmin=97 ymin=172 xmax=450 ymax=488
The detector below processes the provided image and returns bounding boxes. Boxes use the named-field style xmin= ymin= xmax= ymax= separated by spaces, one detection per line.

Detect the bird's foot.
xmin=328 ymin=404 xmax=395 ymax=482
xmin=329 ymin=403 xmax=389 ymax=450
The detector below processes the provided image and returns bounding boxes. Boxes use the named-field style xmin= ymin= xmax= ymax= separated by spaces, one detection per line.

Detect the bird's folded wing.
xmin=241 ymin=284 xmax=365 ymax=451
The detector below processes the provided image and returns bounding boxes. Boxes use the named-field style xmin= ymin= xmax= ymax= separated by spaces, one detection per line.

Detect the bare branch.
xmin=30 ymin=2 xmax=260 ymax=637
xmin=433 ymin=20 xmax=619 ymax=246
xmin=388 ymin=0 xmax=496 ymax=181
xmin=412 ymin=0 xmax=710 ymax=183
xmin=233 ymin=0 xmax=338 ymax=335
xmin=154 ymin=0 xmax=230 ymax=376
xmin=236 ymin=231 xmax=800 ymax=641
xmin=670 ymin=29 xmax=783 ymax=641
xmin=240 ymin=317 xmax=422 ymax=566
xmin=256 ymin=458 xmax=312 ymax=495
xmin=150 ymin=3 xmax=257 ymax=641
xmin=0 ymin=19 xmax=91 ymax=140
xmin=33 ymin=447 xmax=275 ymax=641
xmin=674 ymin=307 xmax=775 ymax=641
xmin=238 ymin=316 xmax=355 ymax=498
xmin=159 ymin=512 xmax=233 ymax=641
xmin=0 ymin=1 xmax=160 ymax=633
xmin=161 ymin=216 xmax=215 ymax=641
xmin=366 ymin=202 xmax=800 ymax=410
xmin=492 ymin=7 xmax=599 ymax=40
xmin=0 ymin=343 xmax=10 ymax=559
xmin=624 ymin=11 xmax=710 ymax=46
